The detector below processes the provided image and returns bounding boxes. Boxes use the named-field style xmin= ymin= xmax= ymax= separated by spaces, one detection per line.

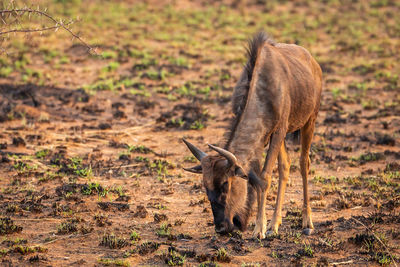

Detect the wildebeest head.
xmin=182 ymin=139 xmax=250 ymax=234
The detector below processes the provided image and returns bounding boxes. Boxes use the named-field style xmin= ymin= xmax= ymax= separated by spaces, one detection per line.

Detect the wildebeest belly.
xmin=287 ymin=83 xmax=317 ymax=133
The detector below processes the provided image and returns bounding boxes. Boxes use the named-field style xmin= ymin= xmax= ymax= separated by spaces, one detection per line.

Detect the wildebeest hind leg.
xmin=300 ymin=118 xmax=315 ymax=235
xmin=267 ymin=141 xmax=290 ymax=235
xmin=253 ymin=127 xmax=287 ymax=239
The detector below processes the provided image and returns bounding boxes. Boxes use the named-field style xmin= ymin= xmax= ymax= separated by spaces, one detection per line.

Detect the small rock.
xmin=98 ymin=123 xmax=111 ymax=130
xmin=376 ymin=134 xmax=395 ymax=146
xmin=134 ymin=205 xmax=148 ymax=218
xmin=12 ymin=137 xmax=26 ymax=147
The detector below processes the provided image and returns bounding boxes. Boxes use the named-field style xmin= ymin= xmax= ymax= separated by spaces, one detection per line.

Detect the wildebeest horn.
xmin=207 ymin=144 xmax=237 ymax=167
xmin=182 ymin=138 xmax=207 ymax=161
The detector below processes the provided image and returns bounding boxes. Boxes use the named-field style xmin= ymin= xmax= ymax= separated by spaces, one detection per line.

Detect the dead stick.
xmin=351 ymin=217 xmax=398 ymax=267
xmin=0 ymin=8 xmax=96 ymax=54
xmin=331 ymin=260 xmax=353 ymax=266
xmin=0 ymin=21 xmax=73 ymax=35
xmin=40 ymin=232 xmax=92 ymax=245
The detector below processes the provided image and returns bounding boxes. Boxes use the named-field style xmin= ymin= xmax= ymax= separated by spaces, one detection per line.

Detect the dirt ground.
xmin=0 ymin=0 xmax=399 ymax=266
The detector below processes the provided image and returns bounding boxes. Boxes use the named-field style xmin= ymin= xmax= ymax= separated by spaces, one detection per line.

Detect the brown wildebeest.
xmin=183 ymin=32 xmax=322 ymax=239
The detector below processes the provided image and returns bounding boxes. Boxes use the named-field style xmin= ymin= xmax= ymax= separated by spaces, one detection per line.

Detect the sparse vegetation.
xmin=35 ymin=149 xmax=50 ymax=159
xmin=156 ymin=223 xmax=172 ymax=238
xmin=97 ymin=258 xmax=130 ymax=267
xmin=11 ymin=245 xmax=47 ymax=255
xmin=100 ymin=233 xmax=128 ymax=249
xmin=215 ymin=248 xmax=231 ymax=263
xmin=162 ymin=248 xmax=186 ymax=266
xmin=135 ymin=241 xmax=160 ymax=255
xmin=130 ymin=230 xmax=141 ymax=242
xmin=81 ymin=182 xmax=108 ymax=196
xmin=0 ymin=218 xmax=23 ymax=235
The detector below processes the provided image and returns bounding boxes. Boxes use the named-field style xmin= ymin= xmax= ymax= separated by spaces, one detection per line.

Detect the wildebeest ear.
xmin=234 ymin=166 xmax=248 ymax=180
xmin=183 ymin=164 xmax=203 ymax=174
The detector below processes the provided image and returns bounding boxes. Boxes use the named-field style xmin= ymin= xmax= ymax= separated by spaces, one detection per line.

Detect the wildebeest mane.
xmin=224 ymin=32 xmax=276 ymax=149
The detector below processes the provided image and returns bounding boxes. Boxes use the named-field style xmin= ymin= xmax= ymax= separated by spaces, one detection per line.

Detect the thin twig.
xmin=103 ymin=164 xmax=142 ymax=170
xmin=0 ymin=21 xmax=73 ymax=35
xmin=42 ymin=234 xmax=73 ymax=245
xmin=40 ymin=232 xmax=92 ymax=245
xmin=11 ymin=218 xmax=61 ymax=221
xmin=331 ymin=260 xmax=353 ymax=265
xmin=318 ymin=237 xmax=333 ymax=247
xmin=0 ymin=8 xmax=97 ymax=54
xmin=351 ymin=217 xmax=398 ymax=267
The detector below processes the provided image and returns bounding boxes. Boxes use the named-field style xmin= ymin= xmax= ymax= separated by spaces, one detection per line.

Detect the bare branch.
xmin=0 ymin=21 xmax=73 ymax=35
xmin=0 ymin=7 xmax=97 ymax=55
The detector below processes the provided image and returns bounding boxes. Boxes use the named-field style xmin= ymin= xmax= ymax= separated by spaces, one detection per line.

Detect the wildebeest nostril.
xmin=215 ymin=221 xmax=229 ymax=234
xmin=215 ymin=226 xmax=226 ymax=234
xmin=215 ymin=219 xmax=234 ymax=235
xmin=233 ymin=215 xmax=243 ymax=230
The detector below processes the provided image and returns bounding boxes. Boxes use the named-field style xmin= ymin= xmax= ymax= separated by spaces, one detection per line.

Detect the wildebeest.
xmin=183 ymin=32 xmax=322 ymax=239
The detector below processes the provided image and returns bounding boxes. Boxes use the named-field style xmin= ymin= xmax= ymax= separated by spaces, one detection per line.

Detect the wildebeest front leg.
xmin=267 ymin=141 xmax=290 ymax=235
xmin=300 ymin=118 xmax=315 ymax=235
xmin=253 ymin=128 xmax=286 ymax=239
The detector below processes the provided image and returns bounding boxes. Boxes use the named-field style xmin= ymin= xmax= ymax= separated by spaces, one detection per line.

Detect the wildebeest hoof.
xmin=303 ymin=228 xmax=313 ymax=236
xmin=252 ymin=222 xmax=267 ymax=239
xmin=252 ymin=228 xmax=265 ymax=239
xmin=266 ymin=230 xmax=278 ymax=236
xmin=253 ymin=231 xmax=265 ymax=240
